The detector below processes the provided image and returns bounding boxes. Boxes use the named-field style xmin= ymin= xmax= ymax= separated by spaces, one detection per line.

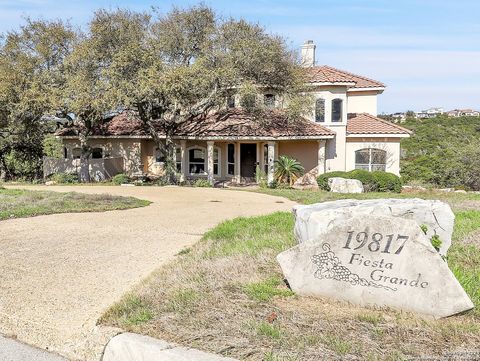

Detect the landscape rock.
xmin=293 ymin=198 xmax=455 ymax=256
xmin=454 ymin=190 xmax=467 ymax=194
xmin=328 ymin=177 xmax=364 ymax=193
xmin=103 ymin=332 xmax=237 ymax=361
xmin=402 ymin=185 xmax=427 ymax=193
xmin=293 ymin=173 xmax=319 ymax=190
xmin=277 ymin=215 xmax=474 ymax=318
xmin=45 ymin=181 xmax=57 ymax=186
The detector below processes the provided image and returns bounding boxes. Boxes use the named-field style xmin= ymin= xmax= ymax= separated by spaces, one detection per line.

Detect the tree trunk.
xmin=78 ymin=137 xmax=91 ymax=183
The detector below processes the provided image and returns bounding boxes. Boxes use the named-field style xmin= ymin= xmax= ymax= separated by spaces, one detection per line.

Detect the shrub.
xmin=112 ymin=173 xmax=130 ymax=185
xmin=49 ymin=172 xmax=78 ymax=184
xmin=274 ymin=155 xmax=305 ymax=186
xmin=347 ymin=169 xmax=378 ymax=192
xmin=193 ymin=179 xmax=212 ymax=187
xmin=316 ymin=170 xmax=401 ymax=193
xmin=316 ymin=171 xmax=348 ymax=191
xmin=372 ymin=171 xmax=402 ymax=193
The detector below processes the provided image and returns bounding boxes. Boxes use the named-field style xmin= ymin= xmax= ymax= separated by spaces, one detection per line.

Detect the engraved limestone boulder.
xmin=277 ymin=215 xmax=473 ymax=318
xmin=294 ymin=198 xmax=455 ymax=256
xmin=328 ymin=177 xmax=364 ymax=193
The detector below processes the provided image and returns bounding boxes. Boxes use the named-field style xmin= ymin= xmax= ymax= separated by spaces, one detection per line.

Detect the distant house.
xmin=416 ymin=107 xmax=444 ymax=119
xmin=391 ymin=112 xmax=406 ymax=121
xmin=48 ymin=40 xmax=411 ymax=182
xmin=446 ymin=109 xmax=480 ymax=117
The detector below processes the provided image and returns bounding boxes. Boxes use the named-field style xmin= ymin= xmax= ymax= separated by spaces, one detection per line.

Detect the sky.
xmin=1 ymin=0 xmax=479 ymax=113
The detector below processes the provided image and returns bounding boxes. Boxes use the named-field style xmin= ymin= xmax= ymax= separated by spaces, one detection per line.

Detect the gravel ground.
xmin=0 ymin=185 xmax=295 ymax=360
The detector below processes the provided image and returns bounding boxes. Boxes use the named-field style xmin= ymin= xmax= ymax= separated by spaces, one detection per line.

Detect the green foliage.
xmin=274 ymin=155 xmax=304 ymax=186
xmin=317 ymin=171 xmax=348 ymax=190
xmin=317 ymin=170 xmax=401 ymax=193
xmin=243 ymin=277 xmax=294 ymax=302
xmin=401 ymin=116 xmax=480 ymax=190
xmin=249 ymin=321 xmax=282 ymax=339
xmin=43 ymin=135 xmax=64 ymax=158
xmin=420 ymin=224 xmax=428 ymax=235
xmin=192 ymin=179 xmax=212 ymax=187
xmin=371 ymin=171 xmax=402 ymax=193
xmin=430 ymin=235 xmax=442 ymax=251
xmin=49 ymin=172 xmax=78 ymax=184
xmin=255 ymin=165 xmax=268 ymax=188
xmin=112 ymin=173 xmax=130 ymax=185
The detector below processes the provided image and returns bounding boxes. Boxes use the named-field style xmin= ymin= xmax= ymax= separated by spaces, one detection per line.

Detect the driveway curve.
xmin=0 ymin=185 xmax=296 ymax=360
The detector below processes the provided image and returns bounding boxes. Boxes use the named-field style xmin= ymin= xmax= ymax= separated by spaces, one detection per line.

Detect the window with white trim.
xmin=227 ymin=144 xmax=235 ymax=175
xmin=189 ymin=148 xmax=205 ymax=174
xmin=355 ymin=148 xmax=386 ymax=172
xmin=175 ymin=147 xmax=182 ymax=172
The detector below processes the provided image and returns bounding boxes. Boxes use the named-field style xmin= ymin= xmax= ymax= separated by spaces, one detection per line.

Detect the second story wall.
xmin=347 ymin=91 xmax=378 ymax=116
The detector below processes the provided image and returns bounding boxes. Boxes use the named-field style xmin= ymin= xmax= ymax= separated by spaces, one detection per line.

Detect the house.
xmin=446 ymin=109 xmax=480 ymax=117
xmin=48 ymin=40 xmax=412 ymax=183
xmin=416 ymin=107 xmax=444 ymax=119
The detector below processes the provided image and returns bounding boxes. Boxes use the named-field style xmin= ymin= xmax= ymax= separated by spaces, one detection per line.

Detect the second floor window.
xmin=264 ymin=94 xmax=275 ymax=109
xmin=315 ymin=98 xmax=325 ymax=122
xmin=332 ymin=98 xmax=343 ymax=122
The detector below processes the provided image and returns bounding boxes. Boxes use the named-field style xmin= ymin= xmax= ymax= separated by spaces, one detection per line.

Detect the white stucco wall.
xmin=345 ymin=137 xmax=401 ymax=175
xmin=347 ymin=91 xmax=378 ymax=116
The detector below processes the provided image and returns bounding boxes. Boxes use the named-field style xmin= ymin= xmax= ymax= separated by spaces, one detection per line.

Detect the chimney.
xmin=300 ymin=40 xmax=316 ymax=67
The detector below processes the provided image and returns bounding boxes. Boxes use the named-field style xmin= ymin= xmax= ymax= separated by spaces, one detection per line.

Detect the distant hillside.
xmin=400 ymin=116 xmax=480 ymax=190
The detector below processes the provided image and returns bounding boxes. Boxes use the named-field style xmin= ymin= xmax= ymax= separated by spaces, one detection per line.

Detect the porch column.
xmin=267 ymin=141 xmax=276 ymax=185
xmin=207 ymin=141 xmax=215 ymax=185
xmin=234 ymin=142 xmax=241 ymax=183
xmin=317 ymin=140 xmax=326 ymax=175
xmin=180 ymin=140 xmax=187 ymax=182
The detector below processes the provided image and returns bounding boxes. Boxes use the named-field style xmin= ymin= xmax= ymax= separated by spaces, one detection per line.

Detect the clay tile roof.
xmin=305 ymin=65 xmax=385 ymax=89
xmin=56 ymin=109 xmax=335 ymax=139
xmin=347 ymin=113 xmax=412 ymax=135
xmin=176 ymin=109 xmax=335 ymax=138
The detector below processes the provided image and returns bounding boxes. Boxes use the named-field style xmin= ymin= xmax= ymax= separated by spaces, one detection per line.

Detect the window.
xmin=91 ymin=148 xmax=103 ymax=159
xmin=264 ymin=144 xmax=268 ymax=174
xmin=72 ymin=148 xmax=81 ymax=159
xmin=355 ymin=148 xmax=387 ymax=172
xmin=264 ymin=94 xmax=275 ymax=109
xmin=227 ymin=95 xmax=235 ymax=108
xmin=189 ymin=148 xmax=205 ymax=174
xmin=213 ymin=148 xmax=219 ymax=175
xmin=175 ymin=147 xmax=182 ymax=172
xmin=332 ymin=98 xmax=343 ymax=122
xmin=227 ymin=144 xmax=235 ymax=175
xmin=63 ymin=147 xmax=68 ymax=159
xmin=315 ymin=98 xmax=325 ymax=122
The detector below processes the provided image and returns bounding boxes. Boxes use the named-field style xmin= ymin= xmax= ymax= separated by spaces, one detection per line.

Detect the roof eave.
xmin=347 ymin=87 xmax=385 ymax=93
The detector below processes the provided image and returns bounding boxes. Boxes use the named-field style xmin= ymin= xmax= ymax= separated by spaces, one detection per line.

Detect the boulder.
xmin=293 ymin=198 xmax=455 ymax=256
xmin=328 ymin=177 xmax=364 ymax=193
xmin=293 ymin=173 xmax=319 ymax=190
xmin=277 ymin=215 xmax=473 ymax=318
xmin=45 ymin=181 xmax=57 ymax=186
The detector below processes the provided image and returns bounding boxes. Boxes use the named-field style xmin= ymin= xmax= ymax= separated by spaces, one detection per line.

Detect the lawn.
xmin=100 ymin=189 xmax=480 ymax=361
xmin=0 ymin=187 xmax=151 ymax=220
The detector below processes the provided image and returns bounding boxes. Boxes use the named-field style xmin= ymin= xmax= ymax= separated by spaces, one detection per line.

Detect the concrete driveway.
xmin=0 ymin=185 xmax=295 ymax=360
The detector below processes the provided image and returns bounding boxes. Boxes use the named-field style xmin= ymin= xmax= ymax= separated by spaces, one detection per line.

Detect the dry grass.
xmin=0 ymin=188 xmax=150 ymax=220
xmin=101 ymin=197 xmax=480 ymax=360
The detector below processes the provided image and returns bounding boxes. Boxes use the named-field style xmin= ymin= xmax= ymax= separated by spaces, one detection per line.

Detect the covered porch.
xmin=168 ymin=139 xmax=330 ymax=185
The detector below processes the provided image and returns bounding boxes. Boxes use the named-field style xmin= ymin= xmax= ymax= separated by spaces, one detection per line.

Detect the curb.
xmin=102 ymin=332 xmax=237 ymax=361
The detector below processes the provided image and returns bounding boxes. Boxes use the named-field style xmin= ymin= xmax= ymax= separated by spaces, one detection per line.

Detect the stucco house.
xmin=48 ymin=41 xmax=411 ymax=183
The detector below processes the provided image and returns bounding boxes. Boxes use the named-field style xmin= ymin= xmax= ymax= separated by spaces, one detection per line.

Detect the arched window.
xmin=332 ymin=98 xmax=343 ymax=122
xmin=315 ymin=98 xmax=325 ymax=122
xmin=91 ymin=148 xmax=103 ymax=159
xmin=355 ymin=148 xmax=386 ymax=172
xmin=264 ymin=94 xmax=275 ymax=109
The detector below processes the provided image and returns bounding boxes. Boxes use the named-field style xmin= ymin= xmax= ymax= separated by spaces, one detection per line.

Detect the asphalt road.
xmin=0 ymin=335 xmax=66 ymax=361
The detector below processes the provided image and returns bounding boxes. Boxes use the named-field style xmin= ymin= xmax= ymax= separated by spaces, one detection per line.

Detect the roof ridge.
xmin=320 ymin=65 xmax=385 ymax=87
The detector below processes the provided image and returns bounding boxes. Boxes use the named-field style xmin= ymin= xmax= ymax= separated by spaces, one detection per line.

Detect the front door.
xmin=240 ymin=143 xmax=257 ymax=179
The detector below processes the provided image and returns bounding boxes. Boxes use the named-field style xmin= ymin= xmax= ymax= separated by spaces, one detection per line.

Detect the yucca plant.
xmin=274 ymin=156 xmax=305 ymax=186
